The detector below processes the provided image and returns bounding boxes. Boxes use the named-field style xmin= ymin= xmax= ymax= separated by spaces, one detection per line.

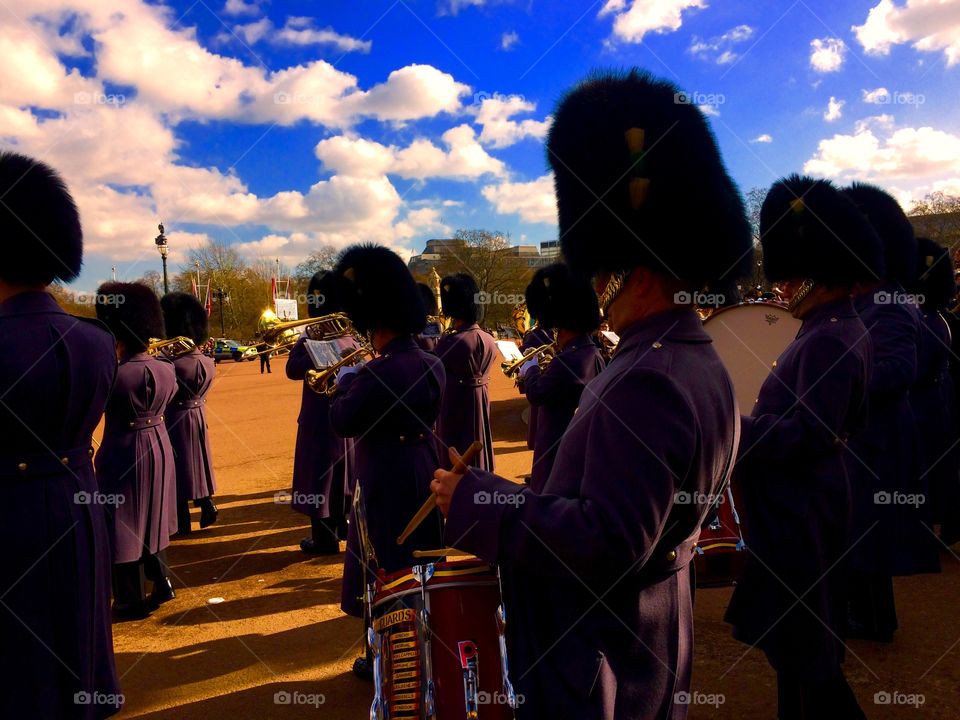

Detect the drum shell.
xmin=373 ymin=561 xmax=513 ymax=719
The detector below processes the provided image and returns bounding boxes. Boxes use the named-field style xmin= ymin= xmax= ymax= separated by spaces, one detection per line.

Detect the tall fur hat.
xmin=440 ymin=273 xmax=479 ymax=324
xmin=161 ymin=292 xmax=210 ymax=345
xmin=334 ymin=244 xmax=425 ymax=336
xmin=95 ymin=281 xmax=165 ymax=353
xmin=760 ymin=175 xmax=885 ymax=285
xmin=842 ymin=182 xmax=916 ymax=284
xmin=417 ymin=282 xmax=438 ymax=316
xmin=307 ymin=270 xmax=340 ymax=319
xmin=548 ymin=69 xmax=752 ymax=288
xmin=912 ymin=237 xmax=956 ymax=310
xmin=0 ymin=152 xmax=83 ymax=285
xmin=524 ymin=263 xmax=600 ymax=333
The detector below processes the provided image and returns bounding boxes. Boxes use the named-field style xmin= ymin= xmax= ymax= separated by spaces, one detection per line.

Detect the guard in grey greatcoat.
xmin=435 ymin=274 xmax=497 ymax=470
xmin=843 ymin=183 xmax=938 ymax=641
xmin=160 ymin=292 xmax=218 ymax=534
xmin=95 ymin=282 xmax=178 ymax=619
xmin=520 ymin=263 xmax=604 ymax=491
xmin=0 ymin=152 xmax=122 ymax=718
xmin=432 ymin=70 xmax=751 ymax=720
xmin=286 ymin=271 xmax=356 ymax=555
xmin=726 ymin=176 xmax=880 ymax=719
xmin=519 ymin=323 xmax=554 ymax=452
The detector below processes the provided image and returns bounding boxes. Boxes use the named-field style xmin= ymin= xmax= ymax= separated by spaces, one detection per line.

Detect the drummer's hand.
xmin=431 ymin=447 xmax=465 ymax=517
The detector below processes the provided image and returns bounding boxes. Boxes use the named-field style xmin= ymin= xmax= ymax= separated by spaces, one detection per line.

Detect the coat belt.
xmin=1 ymin=445 xmax=94 ymax=478
xmin=125 ymin=414 xmax=166 ymax=431
xmin=455 ymin=377 xmax=487 ymax=388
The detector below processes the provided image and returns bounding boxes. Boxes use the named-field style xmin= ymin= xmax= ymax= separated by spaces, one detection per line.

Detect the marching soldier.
xmin=330 ymin=245 xmax=445 ymax=586
xmin=435 ymin=273 xmax=497 ymax=470
xmin=0 ymin=152 xmax=122 ymax=718
xmin=726 ymin=176 xmax=879 ymax=718
xmin=160 ymin=292 xmax=219 ymax=534
xmin=431 ymin=70 xmax=750 ymax=719
xmin=95 ymin=282 xmax=178 ymax=619
xmin=286 ymin=271 xmax=356 ymax=555
xmin=843 ymin=183 xmax=938 ymax=642
xmin=415 ymin=282 xmax=443 ymax=353
xmin=519 ymin=306 xmax=554 ymax=452
xmin=520 ymin=263 xmax=604 ymax=491
xmin=909 ymin=237 xmax=960 ymax=544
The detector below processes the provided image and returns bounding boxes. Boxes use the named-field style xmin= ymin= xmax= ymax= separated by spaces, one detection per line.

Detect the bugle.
xmin=148 ymin=336 xmax=196 ymax=360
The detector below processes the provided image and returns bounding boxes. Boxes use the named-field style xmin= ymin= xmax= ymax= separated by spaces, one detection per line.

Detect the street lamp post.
xmin=213 ymin=288 xmax=228 ymax=337
xmin=154 ymin=223 xmax=169 ymax=294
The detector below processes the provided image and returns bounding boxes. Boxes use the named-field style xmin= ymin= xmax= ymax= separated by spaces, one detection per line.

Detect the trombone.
xmin=305 ymin=344 xmax=374 ymax=397
xmin=501 ymin=342 xmax=556 ymax=379
xmin=148 ymin=336 xmax=196 ymax=360
xmin=256 ymin=312 xmax=358 ymax=355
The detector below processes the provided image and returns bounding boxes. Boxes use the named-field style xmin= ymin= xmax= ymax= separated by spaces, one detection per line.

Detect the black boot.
xmin=197 ymin=497 xmax=219 ymax=528
xmin=175 ymin=498 xmax=192 ymax=536
xmin=113 ymin=562 xmax=150 ymax=620
xmin=300 ymin=517 xmax=340 ymax=555
xmin=352 ymin=656 xmax=373 ymax=681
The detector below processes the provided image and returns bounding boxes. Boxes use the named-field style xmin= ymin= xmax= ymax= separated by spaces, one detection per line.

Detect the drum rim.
xmin=702 ymin=299 xmax=792 ymax=325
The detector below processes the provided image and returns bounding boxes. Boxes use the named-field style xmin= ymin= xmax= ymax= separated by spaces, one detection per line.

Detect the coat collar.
xmin=0 ymin=290 xmax=64 ymax=317
xmin=615 ymin=307 xmax=709 ymax=356
xmin=380 ymin=335 xmax=419 ymax=356
xmin=559 ymin=333 xmax=595 ymax=353
xmin=797 ymin=297 xmax=857 ymax=337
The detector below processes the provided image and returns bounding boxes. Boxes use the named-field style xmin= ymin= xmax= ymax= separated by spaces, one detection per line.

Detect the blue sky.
xmin=3 ymin=0 xmax=960 ymax=291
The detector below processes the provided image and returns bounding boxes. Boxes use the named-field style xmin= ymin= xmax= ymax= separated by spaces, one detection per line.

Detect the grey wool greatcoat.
xmin=331 ymin=336 xmax=445 ymax=615
xmin=286 ymin=335 xmax=357 ymax=519
xmin=849 ymin=285 xmax=940 ymax=576
xmin=524 ymin=334 xmax=605 ymax=492
xmin=95 ymin=352 xmax=178 ymax=563
xmin=725 ymin=298 xmax=872 ymax=677
xmin=435 ymin=323 xmax=498 ymax=471
xmin=164 ymin=349 xmax=217 ymax=500
xmin=0 ymin=291 xmax=122 ymax=718
xmin=520 ymin=326 xmax=554 ymax=451
xmin=445 ymin=309 xmax=738 ymax=720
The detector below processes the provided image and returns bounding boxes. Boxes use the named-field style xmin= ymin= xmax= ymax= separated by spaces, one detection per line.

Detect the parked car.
xmin=210 ymin=338 xmax=258 ymax=363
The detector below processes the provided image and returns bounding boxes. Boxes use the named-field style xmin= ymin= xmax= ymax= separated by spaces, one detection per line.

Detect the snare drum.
xmin=370 ymin=559 xmax=517 ymax=719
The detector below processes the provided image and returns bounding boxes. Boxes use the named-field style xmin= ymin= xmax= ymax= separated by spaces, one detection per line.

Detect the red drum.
xmin=698 ymin=302 xmax=802 ymax=586
xmin=370 ymin=559 xmax=517 ymax=719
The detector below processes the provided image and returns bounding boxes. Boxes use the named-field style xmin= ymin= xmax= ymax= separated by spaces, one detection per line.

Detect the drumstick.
xmin=412 ymin=548 xmax=473 ymax=558
xmin=396 ymin=441 xmax=483 ymax=546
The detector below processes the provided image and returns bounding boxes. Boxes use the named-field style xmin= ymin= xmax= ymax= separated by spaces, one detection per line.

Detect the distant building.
xmin=407 ymin=237 xmax=558 ymax=275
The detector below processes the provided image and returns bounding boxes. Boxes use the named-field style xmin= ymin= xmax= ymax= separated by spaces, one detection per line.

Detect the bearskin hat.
xmin=524 ymin=263 xmax=600 ymax=333
xmin=0 ymin=152 xmax=83 ymax=285
xmin=912 ymin=237 xmax=956 ymax=310
xmin=842 ymin=182 xmax=916 ymax=285
xmin=95 ymin=282 xmax=165 ymax=353
xmin=417 ymin=282 xmax=438 ymax=317
xmin=161 ymin=292 xmax=210 ymax=345
xmin=548 ymin=70 xmax=752 ymax=288
xmin=440 ymin=273 xmax=479 ymax=324
xmin=760 ymin=175 xmax=885 ymax=286
xmin=307 ymin=270 xmax=340 ymax=319
xmin=333 ymin=244 xmax=425 ymax=336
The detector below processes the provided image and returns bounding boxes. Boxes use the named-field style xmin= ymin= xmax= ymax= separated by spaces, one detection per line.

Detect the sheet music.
xmin=304 ymin=339 xmax=346 ymax=369
xmin=496 ymin=340 xmax=524 ymax=362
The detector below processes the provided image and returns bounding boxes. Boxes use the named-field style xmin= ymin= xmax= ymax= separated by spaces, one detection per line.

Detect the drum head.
xmin=703 ymin=302 xmax=801 ymax=412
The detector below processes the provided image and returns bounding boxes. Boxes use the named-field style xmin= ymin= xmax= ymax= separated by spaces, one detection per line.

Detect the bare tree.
xmin=909 ymin=192 xmax=960 ymax=256
xmin=294 ymin=245 xmax=340 ymax=280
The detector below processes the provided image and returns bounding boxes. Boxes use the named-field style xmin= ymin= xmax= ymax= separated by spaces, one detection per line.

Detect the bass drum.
xmin=698 ymin=301 xmax=802 ymax=586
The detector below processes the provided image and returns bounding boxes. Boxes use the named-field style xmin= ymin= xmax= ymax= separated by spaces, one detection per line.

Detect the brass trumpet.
xmin=305 ymin=344 xmax=374 ymax=397
xmin=148 ymin=336 xmax=196 ymax=360
xmin=501 ymin=342 xmax=556 ymax=378
xmin=257 ymin=312 xmax=358 ymax=354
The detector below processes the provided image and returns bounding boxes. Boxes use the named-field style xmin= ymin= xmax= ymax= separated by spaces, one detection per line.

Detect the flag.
xmin=191 ymin=278 xmax=198 ymax=299
xmin=205 ymin=283 xmax=212 ymax=317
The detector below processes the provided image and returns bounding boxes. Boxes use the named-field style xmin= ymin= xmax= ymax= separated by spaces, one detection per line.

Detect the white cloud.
xmin=854 ymin=0 xmax=960 ymax=65
xmin=472 ymin=95 xmax=550 ymax=148
xmin=482 ymin=175 xmax=556 ymax=225
xmin=824 ymin=96 xmax=845 ymax=122
xmin=751 ymin=134 xmax=773 ymax=143
xmin=699 ymin=103 xmax=721 ymax=117
xmin=689 ymin=24 xmax=755 ymax=64
xmin=224 ymin=0 xmax=260 ymax=16
xmin=338 ymin=65 xmax=470 ymax=125
xmin=810 ymin=37 xmax=847 ymax=72
xmin=804 ymin=123 xmax=960 ymax=181
xmin=234 ymin=18 xmax=273 ymax=44
xmin=863 ymin=87 xmax=890 ymax=103
xmin=501 ymin=31 xmax=519 ymax=51
xmin=271 ymin=17 xmax=372 ymax=53
xmin=600 ymin=0 xmax=706 ymax=44
xmin=315 ymin=127 xmax=507 ymax=180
